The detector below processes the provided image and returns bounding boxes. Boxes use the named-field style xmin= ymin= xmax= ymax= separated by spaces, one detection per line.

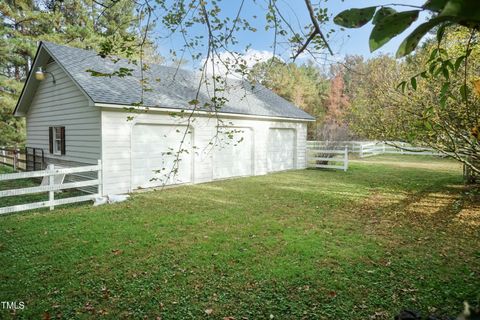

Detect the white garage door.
xmin=213 ymin=128 xmax=253 ymax=179
xmin=132 ymin=124 xmax=192 ymax=189
xmin=267 ymin=128 xmax=296 ymax=172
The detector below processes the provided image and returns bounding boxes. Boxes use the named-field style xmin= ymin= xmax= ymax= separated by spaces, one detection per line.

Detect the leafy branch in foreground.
xmin=346 ymin=27 xmax=480 ymax=176
xmin=334 ymin=0 xmax=480 ymax=57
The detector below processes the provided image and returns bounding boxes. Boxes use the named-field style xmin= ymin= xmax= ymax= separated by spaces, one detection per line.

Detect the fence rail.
xmin=0 ymin=160 xmax=102 ymax=215
xmin=307 ymin=146 xmax=348 ymax=171
xmin=0 ymin=147 xmax=27 ymax=171
xmin=307 ymin=141 xmax=441 ymax=158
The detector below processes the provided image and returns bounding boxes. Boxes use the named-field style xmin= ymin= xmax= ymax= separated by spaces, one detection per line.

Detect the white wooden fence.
xmin=0 ymin=160 xmax=102 ymax=215
xmin=307 ymin=141 xmax=367 ymax=153
xmin=308 ymin=141 xmax=441 ymax=158
xmin=359 ymin=142 xmax=384 ymax=158
xmin=307 ymin=146 xmax=348 ymax=171
xmin=380 ymin=143 xmax=441 ymax=156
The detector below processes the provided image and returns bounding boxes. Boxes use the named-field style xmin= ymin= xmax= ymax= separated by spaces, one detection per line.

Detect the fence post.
xmin=401 ymin=142 xmax=405 ymax=155
xmin=33 ymin=148 xmax=36 ymax=172
xmin=360 ymin=144 xmax=364 ymax=158
xmin=344 ymin=146 xmax=348 ymax=172
xmin=383 ymin=142 xmax=386 ymax=153
xmin=48 ymin=164 xmax=55 ymax=210
xmin=13 ymin=149 xmax=18 ymax=171
xmin=97 ymin=159 xmax=103 ymax=196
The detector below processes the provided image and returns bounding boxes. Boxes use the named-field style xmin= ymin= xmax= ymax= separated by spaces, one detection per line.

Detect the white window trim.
xmin=53 ymin=127 xmax=62 ymax=155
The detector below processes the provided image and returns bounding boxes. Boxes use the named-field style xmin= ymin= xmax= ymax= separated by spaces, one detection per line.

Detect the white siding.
xmin=101 ymin=108 xmax=308 ymax=195
xmin=267 ymin=128 xmax=296 ymax=172
xmin=213 ymin=128 xmax=254 ymax=179
xmin=26 ymin=62 xmax=101 ymax=165
xmin=131 ymin=124 xmax=193 ymax=188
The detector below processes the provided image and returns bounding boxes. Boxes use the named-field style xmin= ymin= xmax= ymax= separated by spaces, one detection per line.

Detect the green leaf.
xmin=434 ymin=65 xmax=444 ymax=77
xmin=370 ymin=10 xmax=420 ymax=53
xmin=424 ymin=121 xmax=433 ymax=130
xmin=444 ymin=60 xmax=454 ymax=71
xmin=410 ymin=77 xmax=417 ymax=90
xmin=428 ymin=48 xmax=439 ymax=62
xmin=440 ymin=95 xmax=448 ymax=108
xmin=439 ymin=82 xmax=450 ymax=108
xmin=396 ymin=81 xmax=407 ymax=93
xmin=454 ymin=55 xmax=465 ymax=71
xmin=436 ymin=23 xmax=447 ymax=42
xmin=440 ymin=81 xmax=450 ymax=97
xmin=440 ymin=0 xmax=480 ymax=24
xmin=442 ymin=65 xmax=449 ymax=80
xmin=429 ymin=62 xmax=438 ymax=75
xmin=334 ymin=7 xmax=377 ymax=28
xmin=396 ymin=17 xmax=447 ymax=57
xmin=423 ymin=0 xmax=449 ymax=12
xmin=425 ymin=105 xmax=434 ymax=116
xmin=372 ymin=7 xmax=396 ymax=25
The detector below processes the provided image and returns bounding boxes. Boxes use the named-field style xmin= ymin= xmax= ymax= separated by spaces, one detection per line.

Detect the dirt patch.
xmin=454 ymin=206 xmax=480 ymax=228
xmin=346 ymin=185 xmax=479 ymax=246
xmin=404 ymin=192 xmax=458 ymax=216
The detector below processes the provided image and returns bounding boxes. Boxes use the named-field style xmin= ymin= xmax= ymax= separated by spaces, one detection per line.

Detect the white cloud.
xmin=202 ymin=49 xmax=280 ymax=78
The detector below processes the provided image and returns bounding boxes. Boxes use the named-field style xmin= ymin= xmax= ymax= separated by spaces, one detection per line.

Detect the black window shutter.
xmin=60 ymin=127 xmax=66 ymax=155
xmin=49 ymin=127 xmax=53 ymax=154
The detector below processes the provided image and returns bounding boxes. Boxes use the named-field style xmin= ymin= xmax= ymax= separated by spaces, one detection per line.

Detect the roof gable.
xmin=14 ymin=43 xmax=94 ymax=116
xmin=16 ymin=42 xmax=315 ymax=121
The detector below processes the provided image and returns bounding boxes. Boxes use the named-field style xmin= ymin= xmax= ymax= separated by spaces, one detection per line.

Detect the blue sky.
xmin=153 ymin=0 xmax=427 ymax=65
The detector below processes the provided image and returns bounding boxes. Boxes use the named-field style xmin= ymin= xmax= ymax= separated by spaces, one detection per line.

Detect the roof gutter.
xmin=95 ymin=103 xmax=316 ymax=122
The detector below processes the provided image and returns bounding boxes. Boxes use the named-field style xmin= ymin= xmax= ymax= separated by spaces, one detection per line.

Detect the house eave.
xmin=94 ymin=102 xmax=316 ymax=122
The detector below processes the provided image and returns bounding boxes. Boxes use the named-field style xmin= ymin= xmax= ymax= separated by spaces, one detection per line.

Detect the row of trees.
xmin=346 ymin=27 xmax=479 ymax=175
xmin=248 ymin=59 xmax=351 ymax=141
xmin=249 ymin=26 xmax=478 ymax=176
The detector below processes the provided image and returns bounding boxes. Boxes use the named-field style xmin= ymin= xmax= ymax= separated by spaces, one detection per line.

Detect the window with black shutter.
xmin=49 ymin=126 xmax=66 ymax=155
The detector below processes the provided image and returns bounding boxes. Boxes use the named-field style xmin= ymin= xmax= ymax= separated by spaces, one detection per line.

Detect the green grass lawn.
xmin=1 ymin=156 xmax=479 ymax=319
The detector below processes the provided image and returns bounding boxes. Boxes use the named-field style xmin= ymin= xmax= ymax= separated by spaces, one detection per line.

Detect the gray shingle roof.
xmin=42 ymin=42 xmax=315 ymax=121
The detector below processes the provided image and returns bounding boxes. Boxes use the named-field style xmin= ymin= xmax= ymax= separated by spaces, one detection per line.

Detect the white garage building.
xmin=14 ymin=42 xmax=314 ymax=195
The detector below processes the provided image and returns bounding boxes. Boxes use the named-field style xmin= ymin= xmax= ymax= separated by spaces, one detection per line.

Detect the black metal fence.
xmin=0 ymin=147 xmax=45 ymax=172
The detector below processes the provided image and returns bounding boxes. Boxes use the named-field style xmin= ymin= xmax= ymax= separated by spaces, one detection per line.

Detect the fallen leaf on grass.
xmin=205 ymin=309 xmax=213 ymax=315
xmin=84 ymin=302 xmax=95 ymax=313
xmin=111 ymin=249 xmax=122 ymax=255
xmin=328 ymin=291 xmax=337 ymax=298
xmin=101 ymin=286 xmax=110 ymax=299
xmin=370 ymin=310 xmax=388 ymax=319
